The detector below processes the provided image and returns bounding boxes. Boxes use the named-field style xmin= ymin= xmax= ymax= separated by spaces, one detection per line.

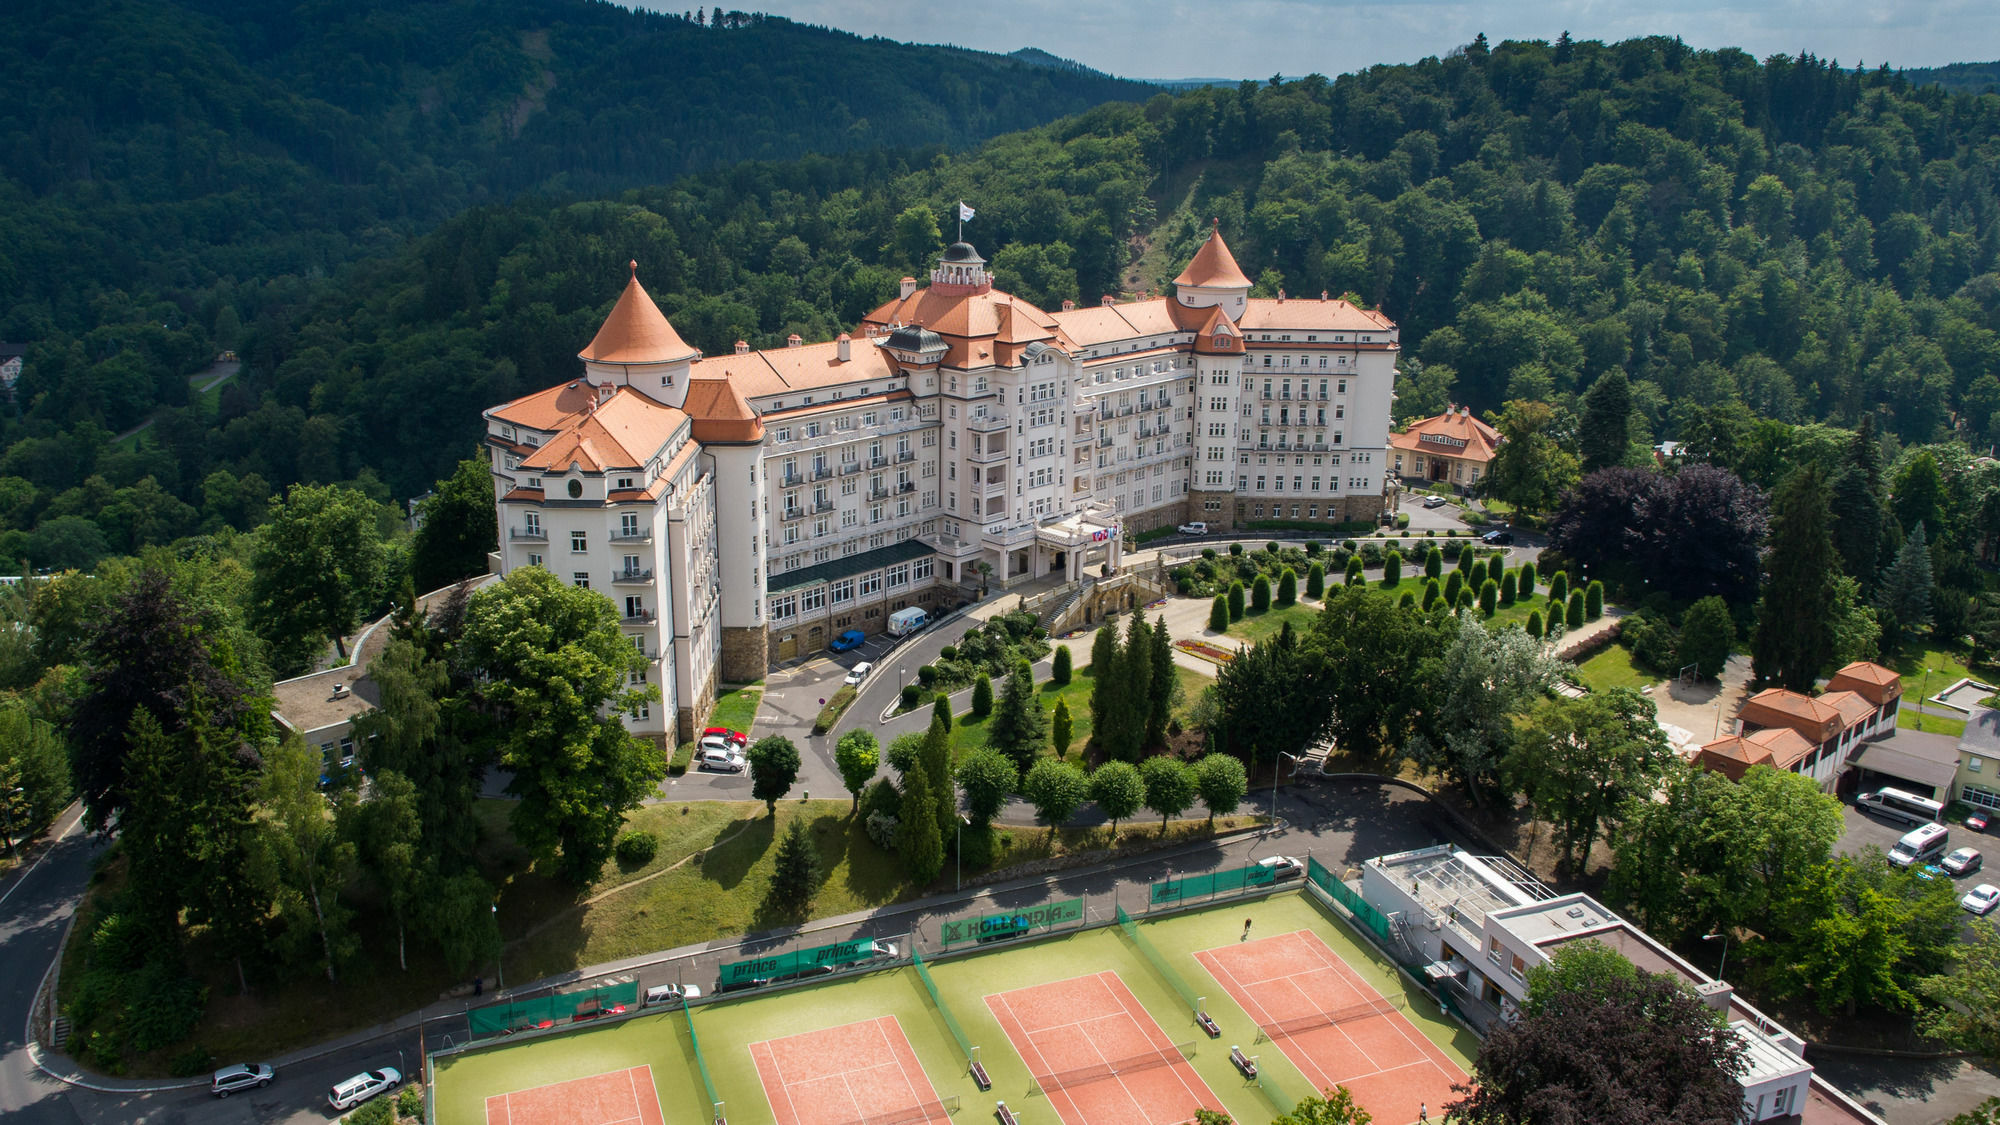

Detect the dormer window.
xmin=616 ymin=477 xmax=636 ymax=490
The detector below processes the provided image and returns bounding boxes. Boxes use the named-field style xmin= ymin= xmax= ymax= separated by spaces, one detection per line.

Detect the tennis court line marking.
xmin=1101 ymin=972 xmax=1210 ymax=1123
xmin=1201 ymin=940 xmax=1387 ymax=1076
xmin=761 ymin=1036 xmax=806 ymax=1125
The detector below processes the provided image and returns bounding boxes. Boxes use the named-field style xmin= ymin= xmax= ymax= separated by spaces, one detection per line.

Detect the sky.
xmin=647 ymin=0 xmax=2000 ymax=80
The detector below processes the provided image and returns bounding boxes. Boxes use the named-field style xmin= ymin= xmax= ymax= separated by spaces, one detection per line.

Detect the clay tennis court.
xmin=484 ymin=1064 xmax=665 ymax=1125
xmin=985 ymin=971 xmax=1220 ymax=1125
xmin=749 ymin=1015 xmax=952 ymax=1125
xmin=1196 ymin=930 xmax=1464 ymax=1125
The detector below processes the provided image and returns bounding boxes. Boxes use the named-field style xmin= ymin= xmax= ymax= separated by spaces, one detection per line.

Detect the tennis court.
xmin=1195 ymin=930 xmax=1464 ymax=1125
xmin=749 ymin=1015 xmax=952 ymax=1125
xmin=484 ymin=1064 xmax=666 ymax=1125
xmin=985 ymin=971 xmax=1220 ymax=1125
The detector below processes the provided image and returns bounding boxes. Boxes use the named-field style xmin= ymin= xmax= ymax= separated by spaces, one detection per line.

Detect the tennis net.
xmin=831 ymin=1095 xmax=960 ymax=1125
xmin=1254 ymin=995 xmax=1405 ymax=1043
xmin=1030 ymin=1041 xmax=1195 ymax=1094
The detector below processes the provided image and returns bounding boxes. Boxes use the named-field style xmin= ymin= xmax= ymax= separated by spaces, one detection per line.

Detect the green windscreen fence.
xmin=1148 ymin=861 xmax=1278 ymax=905
xmin=1114 ymin=905 xmax=1201 ymax=1012
xmin=468 ymin=980 xmax=640 ymax=1037
xmin=685 ymin=1000 xmax=722 ymax=1112
xmin=1307 ymin=855 xmax=1392 ymax=942
xmin=910 ymin=947 xmax=974 ymax=1061
xmin=937 ymin=896 xmax=1083 ymax=950
xmin=717 ymin=937 xmax=881 ymax=988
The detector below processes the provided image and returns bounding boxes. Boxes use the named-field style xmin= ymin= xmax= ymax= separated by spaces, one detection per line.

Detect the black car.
xmin=1481 ymin=529 xmax=1515 ymax=545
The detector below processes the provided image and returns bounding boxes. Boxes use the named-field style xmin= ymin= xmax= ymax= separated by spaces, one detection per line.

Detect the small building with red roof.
xmin=1389 ymin=406 xmax=1500 ymax=490
xmin=1696 ymin=661 xmax=1905 ymax=790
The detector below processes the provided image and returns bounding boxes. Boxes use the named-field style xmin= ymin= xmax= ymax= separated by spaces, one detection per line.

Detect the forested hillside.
xmin=0 ymin=0 xmax=1155 ymax=568
xmin=1903 ymin=61 xmax=2000 ymax=95
xmin=8 ymin=31 xmax=2000 ymax=575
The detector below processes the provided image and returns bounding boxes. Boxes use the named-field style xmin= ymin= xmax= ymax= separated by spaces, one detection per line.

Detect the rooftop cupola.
xmin=929 ymin=241 xmax=992 ymax=297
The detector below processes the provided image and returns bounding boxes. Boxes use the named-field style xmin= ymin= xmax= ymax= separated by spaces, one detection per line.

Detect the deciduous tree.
xmin=1139 ymin=756 xmax=1196 ymax=831
xmin=835 ymin=730 xmax=880 ymax=814
xmin=409 ymin=456 xmax=499 ymax=594
xmin=250 ymin=482 xmax=387 ymax=673
xmin=1506 ymin=689 xmax=1672 ymax=876
xmin=1193 ymin=753 xmax=1248 ymax=823
xmin=1023 ymin=757 xmax=1086 ymax=827
xmin=956 ymin=747 xmax=1017 ymax=827
xmin=1089 ymin=760 xmax=1145 ymax=833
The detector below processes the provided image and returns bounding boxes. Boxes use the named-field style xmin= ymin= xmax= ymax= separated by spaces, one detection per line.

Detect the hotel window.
xmin=527 ymin=553 xmax=543 ymax=567
xmin=619 ymin=513 xmax=640 ymax=537
xmin=571 ymin=530 xmax=588 ymax=552
xmin=800 ymin=587 xmax=825 ymax=612
xmin=572 ymin=572 xmax=590 ymax=589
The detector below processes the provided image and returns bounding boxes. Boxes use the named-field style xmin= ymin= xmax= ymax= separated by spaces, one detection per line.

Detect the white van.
xmin=1857 ymin=787 xmax=1946 ymax=826
xmin=887 ymin=607 xmax=929 ymax=637
xmin=1888 ymin=822 xmax=1951 ymax=869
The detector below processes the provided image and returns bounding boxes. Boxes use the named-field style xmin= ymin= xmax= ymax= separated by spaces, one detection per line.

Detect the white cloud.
xmin=645 ymin=0 xmax=2000 ymax=80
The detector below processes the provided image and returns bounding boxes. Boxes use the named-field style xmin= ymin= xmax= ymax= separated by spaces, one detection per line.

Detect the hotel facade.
xmin=481 ymin=227 xmax=1397 ymax=739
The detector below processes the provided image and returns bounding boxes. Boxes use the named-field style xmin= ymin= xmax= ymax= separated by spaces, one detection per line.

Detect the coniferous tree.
xmin=1519 ymin=560 xmax=1537 ymax=598
xmin=1566 ymin=590 xmax=1586 ymax=628
xmin=1227 ymin=580 xmax=1246 ymax=621
xmin=921 ymin=712 xmax=956 ymax=849
xmin=1445 ymin=570 xmax=1465 ymax=604
xmin=1829 ymin=414 xmax=1888 ymax=588
xmin=988 ymin=661 xmax=1048 ymax=776
xmin=1585 ymin=580 xmax=1604 ymax=619
xmin=1118 ymin=611 xmax=1153 ymax=759
xmin=1423 ymin=577 xmax=1442 ymax=609
xmin=1381 ymin=552 xmax=1402 ymax=587
xmin=1458 ymin=543 xmax=1477 ymax=572
xmin=1052 ymin=643 xmax=1072 ymax=685
xmin=970 ymin=672 xmax=993 ymax=718
xmin=933 ymin=691 xmax=952 ymax=729
xmin=1527 ymin=609 xmax=1544 ymax=639
xmin=1500 ymin=569 xmax=1518 ymax=604
xmin=1481 ymin=578 xmax=1500 ymax=616
xmin=1209 ymin=594 xmax=1230 ymax=632
xmin=1579 ymin=369 xmax=1634 ymax=473
xmin=1051 ymin=697 xmax=1072 ymax=757
xmin=1425 ymin=546 xmax=1444 ymax=580
xmin=767 ymin=817 xmax=823 ymax=915
xmin=1753 ymin=467 xmax=1839 ymax=690
xmin=1345 ymin=556 xmax=1364 ymax=586
xmin=1252 ymin=573 xmax=1272 ymax=611
xmin=1878 ymin=521 xmax=1936 ymax=658
xmin=1278 ymin=566 xmax=1299 ymax=605
xmin=896 ymin=761 xmax=943 ymax=884
xmin=1148 ymin=615 xmax=1175 ymax=747
xmin=1089 ymin=624 xmax=1123 ymax=752
xmin=1306 ymin=562 xmax=1325 ymax=598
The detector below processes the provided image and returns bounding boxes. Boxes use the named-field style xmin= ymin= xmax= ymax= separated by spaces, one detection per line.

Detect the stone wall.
xmin=676 ymin=659 xmax=720 ymax=743
xmin=719 ymin=625 xmax=768 ymax=683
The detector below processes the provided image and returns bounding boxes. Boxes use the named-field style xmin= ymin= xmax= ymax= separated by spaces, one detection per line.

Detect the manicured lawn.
xmin=1886 ymin=644 xmax=1980 ymax=709
xmin=1227 ymin=600 xmax=1324 ymax=644
xmin=1218 ymin=561 xmax=1605 ymax=643
xmin=953 ymin=663 xmax=1211 ymax=759
xmin=1575 ymin=645 xmax=1653 ymax=693
xmin=710 ymin=684 xmax=763 ymax=735
xmin=1900 ymin=708 xmax=1968 ymax=737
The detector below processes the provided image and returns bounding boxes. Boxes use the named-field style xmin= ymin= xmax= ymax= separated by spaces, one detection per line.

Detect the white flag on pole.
xmin=958 ymin=201 xmax=976 ymax=222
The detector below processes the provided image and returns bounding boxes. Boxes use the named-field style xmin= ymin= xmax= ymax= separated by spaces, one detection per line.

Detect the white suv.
xmin=328 ymin=1067 xmax=400 ymax=1111
xmin=1177 ymin=521 xmax=1209 ymax=535
xmin=697 ymin=738 xmax=747 ymax=772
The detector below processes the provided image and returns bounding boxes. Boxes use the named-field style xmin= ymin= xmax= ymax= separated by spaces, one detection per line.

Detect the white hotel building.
xmin=480 ymin=227 xmax=1397 ymax=740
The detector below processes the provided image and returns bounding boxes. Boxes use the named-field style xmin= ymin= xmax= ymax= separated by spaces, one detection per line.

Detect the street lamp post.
xmin=0 ymin=787 xmax=23 ymax=859
xmin=1702 ymin=931 xmax=1730 ymax=981
xmin=956 ymin=815 xmax=970 ymax=892
xmin=1269 ymin=753 xmax=1303 ymax=835
xmin=492 ymin=904 xmax=505 ymax=995
xmin=1920 ymin=666 xmax=1935 ymax=731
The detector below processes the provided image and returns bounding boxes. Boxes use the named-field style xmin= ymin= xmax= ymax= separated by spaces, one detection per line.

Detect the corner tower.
xmin=1172 ymin=222 xmax=1252 ymax=319
xmin=579 ymin=261 xmax=700 ymax=406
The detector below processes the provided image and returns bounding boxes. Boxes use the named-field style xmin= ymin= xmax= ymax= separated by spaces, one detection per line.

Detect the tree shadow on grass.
xmin=699 ymin=812 xmax=776 ymax=891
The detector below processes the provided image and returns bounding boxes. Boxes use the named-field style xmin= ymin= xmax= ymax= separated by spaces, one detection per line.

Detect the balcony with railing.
xmin=870 ymin=455 xmax=889 ymax=469
xmin=869 ymin=486 xmax=891 ymax=501
xmin=509 ymin=526 xmax=548 ymax=542
xmin=780 ymin=473 xmax=805 ymax=488
xmin=968 ymin=442 xmax=1008 ymax=463
xmin=780 ymin=506 xmax=805 ymax=522
xmin=967 ymin=414 xmax=1008 ymax=433
xmin=611 ymin=568 xmax=655 ymax=585
xmin=812 ymin=499 xmax=835 ymax=514
xmin=811 ymin=465 xmax=836 ymax=481
xmin=896 ymin=450 xmax=917 ymax=463
xmin=621 ymin=609 xmax=658 ymax=626
xmin=900 ymin=481 xmax=917 ymax=494
xmin=609 ymin=529 xmax=653 ymax=544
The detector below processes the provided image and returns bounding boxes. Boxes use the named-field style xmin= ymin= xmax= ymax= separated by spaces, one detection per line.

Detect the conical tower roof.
xmin=579 ymin=261 xmax=697 ymax=364
xmin=1172 ymin=223 xmax=1252 ymax=289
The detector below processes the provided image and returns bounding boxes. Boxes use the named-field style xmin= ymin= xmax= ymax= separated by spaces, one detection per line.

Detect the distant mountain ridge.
xmin=1900 ymin=59 xmax=2000 ymax=93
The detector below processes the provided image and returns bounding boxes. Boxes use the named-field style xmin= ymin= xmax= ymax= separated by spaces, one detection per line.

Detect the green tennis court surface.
xmin=430 ymin=892 xmax=1478 ymax=1125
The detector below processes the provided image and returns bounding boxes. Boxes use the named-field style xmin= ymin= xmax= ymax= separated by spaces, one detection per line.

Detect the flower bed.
xmin=1175 ymin=638 xmax=1239 ymax=665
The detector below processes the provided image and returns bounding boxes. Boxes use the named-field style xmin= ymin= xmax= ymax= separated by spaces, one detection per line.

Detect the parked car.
xmin=696 ymin=739 xmax=747 ymax=773
xmin=210 ymin=1063 xmax=273 ymax=1098
xmin=328 ymin=1068 xmax=401 ymax=1112
xmin=1422 ymin=495 xmax=1449 ymax=509
xmin=1257 ymin=855 xmax=1306 ymax=880
xmin=644 ymin=983 xmax=702 ymax=1006
xmin=1945 ymin=847 xmax=1985 ymax=876
xmin=829 ymin=629 xmax=867 ymax=652
xmin=868 ymin=939 xmax=900 ymax=958
xmin=1481 ymin=529 xmax=1515 ymax=545
xmin=1964 ymin=884 xmax=2000 ymax=915
xmin=1971 ymin=811 xmax=1992 ymax=833
xmin=701 ymin=726 xmax=748 ymax=748
xmin=844 ymin=661 xmax=873 ymax=686
xmin=1177 ymin=521 xmax=1210 ymax=535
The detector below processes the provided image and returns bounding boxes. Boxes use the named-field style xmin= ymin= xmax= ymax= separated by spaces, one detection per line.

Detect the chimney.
xmin=1061 ymin=299 xmax=1076 ymax=312
xmin=787 ymin=333 xmax=803 ymax=349
xmin=900 ymin=276 xmax=917 ymax=299
xmin=836 ymin=333 xmax=851 ymax=362
xmin=1695 ymin=979 xmax=1733 ymax=1012
xmin=1101 ymin=295 xmax=1115 ymax=307
xmin=734 ymin=340 xmax=749 ymax=355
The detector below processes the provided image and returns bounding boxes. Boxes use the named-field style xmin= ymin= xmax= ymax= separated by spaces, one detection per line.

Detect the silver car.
xmin=328 ymin=1067 xmax=400 ymax=1111
xmin=210 ymin=1063 xmax=273 ymax=1098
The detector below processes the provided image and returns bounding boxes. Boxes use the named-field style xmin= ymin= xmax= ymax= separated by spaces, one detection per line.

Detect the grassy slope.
xmin=952 ymin=664 xmax=1212 ymax=758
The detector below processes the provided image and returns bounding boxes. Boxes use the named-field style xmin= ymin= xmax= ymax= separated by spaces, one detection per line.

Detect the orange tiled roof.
xmin=489 ymin=379 xmax=599 ymax=432
xmin=1191 ymin=305 xmax=1242 ymax=355
xmin=1739 ymin=689 xmax=1843 ymax=745
xmin=1828 ymin=661 xmax=1903 ymax=706
xmin=691 ymin=338 xmax=899 ymax=400
xmin=519 ymin=387 xmax=686 ymax=473
xmin=1173 ymin=225 xmax=1252 ymax=289
xmin=1821 ymin=689 xmax=1876 ymax=728
xmin=578 ymin=263 xmax=698 ymax=366
xmin=1696 ymin=736 xmax=1776 ymax=781
xmin=858 ymin=287 xmax=1059 ymax=368
xmin=1237 ymin=298 xmax=1395 ymax=333
xmin=681 ymin=374 xmax=764 ymax=444
xmin=1388 ymin=407 xmax=1502 ymax=464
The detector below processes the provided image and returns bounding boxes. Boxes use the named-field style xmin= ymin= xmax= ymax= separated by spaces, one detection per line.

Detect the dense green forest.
xmin=1904 ymin=60 xmax=2000 ymax=95
xmin=6 ymin=26 xmax=2000 ymax=579
xmin=0 ymin=0 xmax=1156 ymax=568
